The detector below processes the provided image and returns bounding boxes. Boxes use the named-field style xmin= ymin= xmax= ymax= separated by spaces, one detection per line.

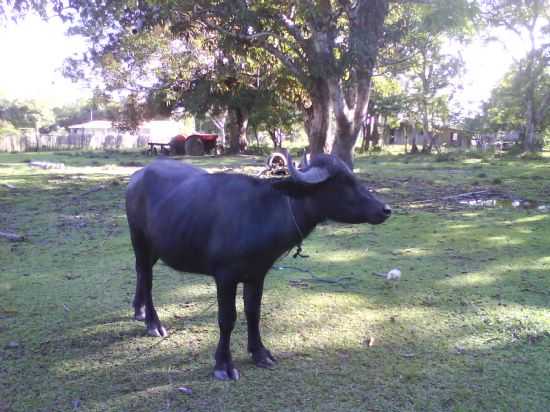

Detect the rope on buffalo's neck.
xmin=286 ymin=196 xmax=309 ymax=258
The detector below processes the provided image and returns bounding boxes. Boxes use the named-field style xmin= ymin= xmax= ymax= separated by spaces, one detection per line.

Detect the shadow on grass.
xmin=2 ymin=150 xmax=550 ymax=411
xmin=16 ymin=293 xmax=548 ymax=412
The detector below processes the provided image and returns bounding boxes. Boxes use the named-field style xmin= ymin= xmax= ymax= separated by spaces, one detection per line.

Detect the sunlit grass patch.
xmin=1 ymin=150 xmax=549 ymax=411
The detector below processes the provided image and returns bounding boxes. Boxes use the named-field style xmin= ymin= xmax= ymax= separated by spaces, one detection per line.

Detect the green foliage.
xmin=370 ymin=75 xmax=408 ymax=125
xmin=375 ymin=2 xmax=473 ymax=135
xmin=0 ymin=119 xmax=20 ymax=137
xmin=52 ymin=95 xmax=120 ymax=129
xmin=0 ymin=98 xmax=54 ymax=130
xmin=479 ymin=0 xmax=550 ymax=150
xmin=485 ymin=56 xmax=550 ymax=133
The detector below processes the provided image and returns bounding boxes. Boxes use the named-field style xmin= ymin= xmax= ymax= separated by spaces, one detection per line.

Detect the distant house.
xmin=67 ymin=119 xmax=184 ymax=149
xmin=434 ymin=127 xmax=473 ymax=148
xmin=387 ymin=123 xmax=474 ymax=149
xmin=386 ymin=121 xmax=430 ymax=147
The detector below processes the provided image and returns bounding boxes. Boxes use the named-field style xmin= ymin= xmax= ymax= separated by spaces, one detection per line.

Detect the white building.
xmin=67 ymin=119 xmax=185 ymax=149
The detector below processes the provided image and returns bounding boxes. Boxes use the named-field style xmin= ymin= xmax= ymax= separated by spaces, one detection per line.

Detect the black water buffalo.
xmin=125 ymin=153 xmax=391 ymax=380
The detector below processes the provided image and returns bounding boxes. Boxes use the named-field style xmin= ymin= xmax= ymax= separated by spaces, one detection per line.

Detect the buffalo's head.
xmin=287 ymin=152 xmax=391 ymax=225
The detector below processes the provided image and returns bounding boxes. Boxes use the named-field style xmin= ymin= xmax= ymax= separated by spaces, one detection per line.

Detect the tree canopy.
xmin=2 ymin=0 xmax=549 ymax=155
xmin=480 ymin=0 xmax=550 ymax=149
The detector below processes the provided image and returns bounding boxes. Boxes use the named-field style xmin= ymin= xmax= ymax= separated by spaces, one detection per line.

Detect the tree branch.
xmin=200 ymin=18 xmax=273 ymax=42
xmin=196 ymin=11 xmax=308 ymax=82
xmin=261 ymin=42 xmax=308 ymax=82
xmin=278 ymin=13 xmax=308 ymax=50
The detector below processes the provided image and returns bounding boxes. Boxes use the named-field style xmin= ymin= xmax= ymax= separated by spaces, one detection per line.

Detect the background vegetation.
xmin=1 ymin=1 xmax=549 ymax=158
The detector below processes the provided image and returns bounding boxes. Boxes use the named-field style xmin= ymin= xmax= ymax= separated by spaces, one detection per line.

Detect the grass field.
xmin=1 ymin=149 xmax=549 ymax=411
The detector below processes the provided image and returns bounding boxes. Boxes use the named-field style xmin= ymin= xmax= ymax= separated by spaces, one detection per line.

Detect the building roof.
xmin=68 ymin=119 xmax=183 ymax=131
xmin=68 ymin=120 xmax=113 ymax=129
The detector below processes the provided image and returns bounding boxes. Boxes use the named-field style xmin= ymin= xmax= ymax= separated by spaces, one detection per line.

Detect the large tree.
xmin=408 ymin=39 xmax=463 ymax=152
xmin=485 ymin=58 xmax=550 ymax=138
xmin=4 ymin=0 xmax=475 ymax=165
xmin=481 ymin=0 xmax=550 ymax=150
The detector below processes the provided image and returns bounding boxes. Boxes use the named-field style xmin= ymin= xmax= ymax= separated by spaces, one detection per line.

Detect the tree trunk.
xmin=420 ymin=83 xmax=432 ymax=154
xmin=331 ymin=132 xmax=355 ymax=167
xmin=524 ymin=119 xmax=538 ymax=151
xmin=226 ymin=107 xmax=248 ymax=154
xmin=254 ymin=127 xmax=260 ymax=149
xmin=371 ymin=116 xmax=380 ymax=147
xmin=303 ymin=79 xmax=331 ymax=157
xmin=207 ymin=111 xmax=227 ymax=147
xmin=410 ymin=125 xmax=419 ymax=154
xmin=361 ymin=118 xmax=372 ymax=151
xmin=328 ymin=0 xmax=388 ymax=168
xmin=523 ymin=87 xmax=541 ymax=151
xmin=421 ymin=131 xmax=433 ymax=153
xmin=521 ymin=24 xmax=546 ymax=152
xmin=268 ymin=129 xmax=285 ymax=149
xmin=329 ymin=75 xmax=371 ymax=169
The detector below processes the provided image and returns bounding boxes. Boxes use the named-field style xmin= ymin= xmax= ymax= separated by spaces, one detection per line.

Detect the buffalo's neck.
xmin=286 ymin=194 xmax=323 ymax=243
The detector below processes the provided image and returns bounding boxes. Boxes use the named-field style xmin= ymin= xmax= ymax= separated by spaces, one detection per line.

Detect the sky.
xmin=0 ymin=14 xmax=532 ymax=114
xmin=0 ymin=14 xmax=89 ymax=105
xmin=450 ymin=30 xmax=529 ymax=118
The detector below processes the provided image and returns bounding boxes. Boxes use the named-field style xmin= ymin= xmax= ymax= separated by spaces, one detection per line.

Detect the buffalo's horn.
xmin=284 ymin=149 xmax=331 ymax=184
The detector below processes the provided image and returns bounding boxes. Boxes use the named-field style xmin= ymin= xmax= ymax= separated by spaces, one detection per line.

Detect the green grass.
xmin=1 ymin=149 xmax=549 ymax=412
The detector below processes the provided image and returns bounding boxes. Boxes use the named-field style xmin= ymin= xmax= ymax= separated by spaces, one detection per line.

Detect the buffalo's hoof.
xmin=213 ymin=367 xmax=240 ymax=381
xmin=252 ymin=348 xmax=277 ymax=369
xmin=147 ymin=324 xmax=168 ymax=337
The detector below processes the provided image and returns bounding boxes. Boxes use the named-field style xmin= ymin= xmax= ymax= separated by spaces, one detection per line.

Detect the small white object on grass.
xmin=372 ymin=268 xmax=402 ymax=281
xmin=177 ymin=386 xmax=192 ymax=395
xmin=385 ymin=268 xmax=401 ymax=281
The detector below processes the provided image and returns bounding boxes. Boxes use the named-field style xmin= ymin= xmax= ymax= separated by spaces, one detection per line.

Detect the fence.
xmin=0 ymin=131 xmax=151 ymax=152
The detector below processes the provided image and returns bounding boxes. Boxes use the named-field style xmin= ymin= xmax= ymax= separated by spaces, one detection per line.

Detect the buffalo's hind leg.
xmin=213 ymin=277 xmax=239 ymax=380
xmin=130 ymin=229 xmax=167 ymax=337
xmin=244 ymin=279 xmax=276 ymax=368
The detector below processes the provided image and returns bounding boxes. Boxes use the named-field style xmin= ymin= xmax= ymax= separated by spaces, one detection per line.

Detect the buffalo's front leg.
xmin=213 ymin=278 xmax=239 ymax=380
xmin=244 ymin=280 xmax=276 ymax=368
xmin=130 ymin=230 xmax=166 ymax=337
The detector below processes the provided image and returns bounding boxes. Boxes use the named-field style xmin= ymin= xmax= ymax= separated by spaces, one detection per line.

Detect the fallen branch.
xmin=408 ymin=190 xmax=490 ymax=205
xmin=0 ymin=230 xmax=25 ymax=242
xmin=303 ymin=275 xmax=356 ymax=285
xmin=441 ymin=190 xmax=490 ymax=200
xmin=29 ymin=161 xmax=65 ymax=169
xmin=276 ymin=265 xmax=357 ymax=286
xmin=78 ymin=185 xmax=105 ymax=197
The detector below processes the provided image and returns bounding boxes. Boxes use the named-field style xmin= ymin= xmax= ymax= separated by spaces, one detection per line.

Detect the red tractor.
xmin=170 ymin=133 xmax=220 ymax=156
xmin=147 ymin=133 xmax=220 ymax=156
